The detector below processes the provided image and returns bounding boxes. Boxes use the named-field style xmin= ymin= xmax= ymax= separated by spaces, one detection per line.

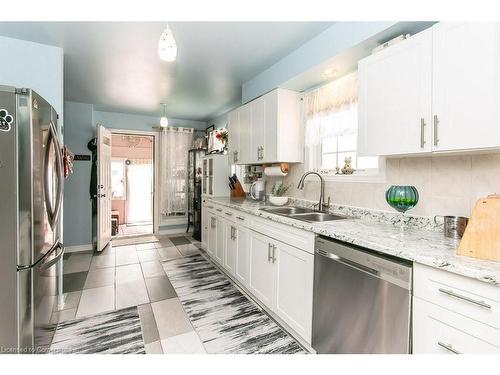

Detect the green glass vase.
xmin=385 ymin=185 xmax=419 ymax=213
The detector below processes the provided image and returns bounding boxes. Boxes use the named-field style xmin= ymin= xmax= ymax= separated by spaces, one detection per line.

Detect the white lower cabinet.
xmin=249 ymin=230 xmax=313 ymax=343
xmin=234 ymin=226 xmax=250 ymax=288
xmin=274 ymin=241 xmax=314 ymax=341
xmin=413 ymin=297 xmax=500 ymax=354
xmin=206 ymin=211 xmax=217 ymax=257
xmin=413 ymin=263 xmax=500 ymax=354
xmin=215 ymin=216 xmax=225 ymax=264
xmin=224 ymin=221 xmax=237 ymax=275
xmin=201 ymin=201 xmax=208 ymax=248
xmin=249 ymin=231 xmax=276 ymax=310
xmin=203 ymin=201 xmax=314 ymax=344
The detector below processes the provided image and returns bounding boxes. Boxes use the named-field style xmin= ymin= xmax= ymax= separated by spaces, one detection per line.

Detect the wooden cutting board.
xmin=458 ymin=194 xmax=500 ymax=261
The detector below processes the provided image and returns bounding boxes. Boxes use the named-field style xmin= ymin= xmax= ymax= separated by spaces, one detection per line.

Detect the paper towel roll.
xmin=264 ymin=166 xmax=288 ymax=177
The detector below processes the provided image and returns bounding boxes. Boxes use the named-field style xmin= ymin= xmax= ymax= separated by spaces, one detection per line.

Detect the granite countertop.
xmin=205 ymin=196 xmax=500 ymax=286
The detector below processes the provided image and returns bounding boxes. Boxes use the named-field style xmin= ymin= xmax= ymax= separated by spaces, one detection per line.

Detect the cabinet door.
xmin=432 ymin=22 xmax=500 ymax=152
xmin=224 ymin=222 xmax=237 ymax=276
xmin=206 ymin=213 xmax=216 ymax=257
xmin=358 ymin=28 xmax=433 ymax=156
xmin=248 ymin=231 xmax=275 ymax=309
xmin=228 ymin=110 xmax=240 ymax=164
xmin=413 ymin=297 xmax=500 ymax=354
xmin=238 ymin=104 xmax=252 ymax=164
xmin=274 ymin=241 xmax=314 ymax=342
xmin=251 ymin=96 xmax=265 ymax=163
xmin=262 ymin=90 xmax=278 ymax=162
xmin=234 ymin=226 xmax=250 ymax=287
xmin=215 ymin=216 xmax=225 ymax=264
xmin=201 ymin=202 xmax=208 ymax=247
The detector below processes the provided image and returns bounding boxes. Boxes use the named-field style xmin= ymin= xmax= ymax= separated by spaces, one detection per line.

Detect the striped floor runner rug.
xmin=50 ymin=307 xmax=145 ymax=354
xmin=163 ymin=254 xmax=306 ymax=354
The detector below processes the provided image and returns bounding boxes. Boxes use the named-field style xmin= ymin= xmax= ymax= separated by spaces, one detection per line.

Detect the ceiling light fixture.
xmin=160 ymin=103 xmax=169 ymax=127
xmin=322 ymin=68 xmax=338 ymax=78
xmin=158 ymin=24 xmax=177 ymax=62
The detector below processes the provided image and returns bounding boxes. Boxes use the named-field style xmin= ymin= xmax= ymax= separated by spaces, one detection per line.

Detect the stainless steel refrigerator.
xmin=0 ymin=86 xmax=64 ymax=353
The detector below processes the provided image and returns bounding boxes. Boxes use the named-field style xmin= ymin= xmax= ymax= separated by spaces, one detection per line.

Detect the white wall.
xmin=0 ymin=36 xmax=64 ymax=123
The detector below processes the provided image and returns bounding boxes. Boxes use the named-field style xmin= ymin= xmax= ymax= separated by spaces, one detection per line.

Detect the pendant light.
xmin=160 ymin=103 xmax=169 ymax=127
xmin=158 ymin=24 xmax=177 ymax=62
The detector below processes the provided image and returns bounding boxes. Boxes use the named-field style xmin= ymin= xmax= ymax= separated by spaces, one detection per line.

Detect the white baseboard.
xmin=65 ymin=244 xmax=93 ymax=253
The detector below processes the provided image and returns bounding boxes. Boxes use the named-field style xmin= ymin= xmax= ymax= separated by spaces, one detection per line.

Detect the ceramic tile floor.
xmin=55 ymin=233 xmax=206 ymax=354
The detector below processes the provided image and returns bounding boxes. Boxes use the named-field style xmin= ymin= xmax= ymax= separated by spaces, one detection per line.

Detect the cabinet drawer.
xmin=250 ymin=216 xmax=314 ymax=254
xmin=414 ymin=263 xmax=500 ymax=329
xmin=413 ymin=297 xmax=500 ymax=354
xmin=220 ymin=207 xmax=249 ymax=224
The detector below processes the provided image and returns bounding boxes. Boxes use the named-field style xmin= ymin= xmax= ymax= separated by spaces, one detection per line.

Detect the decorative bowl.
xmin=269 ymin=196 xmax=289 ymax=206
xmin=385 ymin=185 xmax=419 ymax=213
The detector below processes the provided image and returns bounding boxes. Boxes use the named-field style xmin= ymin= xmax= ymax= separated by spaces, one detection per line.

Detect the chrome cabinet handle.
xmin=433 ymin=114 xmax=439 ymax=146
xmin=438 ymin=341 xmax=461 ymax=354
xmin=235 ymin=151 xmax=238 ymax=162
xmin=260 ymin=146 xmax=264 ymax=160
xmin=272 ymin=244 xmax=276 ymax=263
xmin=236 ymin=216 xmax=245 ymax=221
xmin=216 ymin=208 xmax=222 ymax=212
xmin=267 ymin=243 xmax=272 ymax=261
xmin=225 ymin=212 xmax=233 ymax=216
xmin=438 ymin=288 xmax=492 ymax=309
xmin=420 ymin=118 xmax=426 ymax=148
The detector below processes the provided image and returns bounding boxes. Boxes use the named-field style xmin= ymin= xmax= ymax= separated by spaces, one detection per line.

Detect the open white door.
xmin=97 ymin=125 xmax=112 ymax=251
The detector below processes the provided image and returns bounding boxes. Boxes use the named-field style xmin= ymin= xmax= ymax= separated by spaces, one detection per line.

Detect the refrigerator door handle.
xmin=17 ymin=241 xmax=65 ymax=271
xmin=44 ymin=121 xmax=64 ymax=230
xmin=37 ymin=241 xmax=65 ymax=271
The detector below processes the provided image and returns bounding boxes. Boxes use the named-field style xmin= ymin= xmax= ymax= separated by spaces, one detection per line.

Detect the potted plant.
xmin=269 ymin=182 xmax=291 ymax=206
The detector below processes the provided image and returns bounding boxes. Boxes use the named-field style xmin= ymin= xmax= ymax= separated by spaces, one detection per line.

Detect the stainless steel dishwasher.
xmin=312 ymin=236 xmax=412 ymax=354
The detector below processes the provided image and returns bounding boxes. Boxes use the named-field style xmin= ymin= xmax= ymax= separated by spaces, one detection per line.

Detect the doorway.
xmin=110 ymin=132 xmax=155 ymax=238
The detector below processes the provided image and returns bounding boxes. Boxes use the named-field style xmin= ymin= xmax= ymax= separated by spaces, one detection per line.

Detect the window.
xmin=304 ymin=71 xmax=381 ymax=179
xmin=111 ymin=159 xmax=125 ymax=199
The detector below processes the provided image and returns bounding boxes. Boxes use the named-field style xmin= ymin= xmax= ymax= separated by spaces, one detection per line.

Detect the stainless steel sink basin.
xmin=289 ymin=212 xmax=349 ymax=222
xmin=259 ymin=206 xmax=349 ymax=222
xmin=260 ymin=206 xmax=314 ymax=215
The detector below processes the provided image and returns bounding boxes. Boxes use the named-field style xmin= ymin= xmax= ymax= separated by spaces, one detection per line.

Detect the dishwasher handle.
xmin=317 ymin=249 xmax=379 ymax=277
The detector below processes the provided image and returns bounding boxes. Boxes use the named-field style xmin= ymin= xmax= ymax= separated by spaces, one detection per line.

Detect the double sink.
xmin=260 ymin=206 xmax=348 ymax=223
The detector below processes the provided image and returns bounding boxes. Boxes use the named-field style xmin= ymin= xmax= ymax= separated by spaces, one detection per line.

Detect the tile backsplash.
xmin=266 ymin=153 xmax=500 ymax=218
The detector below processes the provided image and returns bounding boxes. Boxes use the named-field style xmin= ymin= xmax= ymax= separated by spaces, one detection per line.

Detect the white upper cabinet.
xmin=227 ymin=110 xmax=240 ymax=163
xmin=358 ymin=22 xmax=500 ymax=156
xmin=228 ymin=88 xmax=302 ymax=165
xmin=432 ymin=22 xmax=500 ymax=152
xmin=358 ymin=28 xmax=433 ymax=156
xmin=238 ymin=103 xmax=252 ymax=164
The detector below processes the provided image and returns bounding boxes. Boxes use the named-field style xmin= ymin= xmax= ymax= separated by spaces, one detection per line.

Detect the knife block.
xmin=457 ymin=195 xmax=500 ymax=261
xmin=230 ymin=181 xmax=247 ymax=198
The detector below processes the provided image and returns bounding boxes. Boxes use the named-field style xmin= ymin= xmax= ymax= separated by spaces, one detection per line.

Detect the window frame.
xmin=302 ymin=76 xmax=386 ymax=183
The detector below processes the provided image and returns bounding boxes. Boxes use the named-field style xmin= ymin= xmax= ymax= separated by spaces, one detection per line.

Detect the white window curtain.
xmin=304 ymin=72 xmax=358 ymax=171
xmin=159 ymin=127 xmax=193 ymax=222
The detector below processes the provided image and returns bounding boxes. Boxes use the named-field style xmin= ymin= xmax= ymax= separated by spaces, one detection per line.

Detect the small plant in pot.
xmin=269 ymin=182 xmax=291 ymax=206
